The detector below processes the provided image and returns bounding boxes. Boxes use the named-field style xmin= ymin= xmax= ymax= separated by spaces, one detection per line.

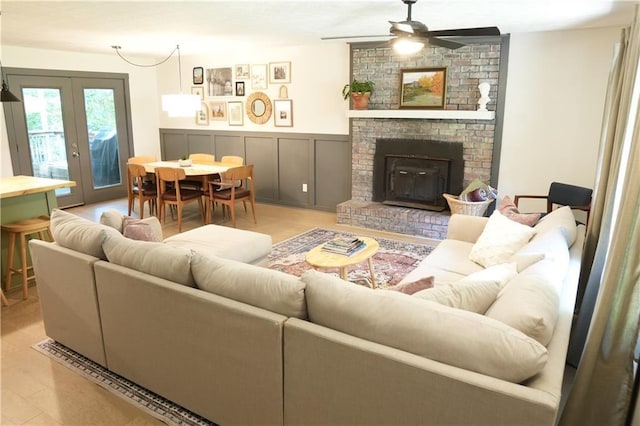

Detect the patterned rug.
xmin=32 ymin=339 xmax=216 ymax=426
xmin=266 ymin=227 xmax=436 ymax=288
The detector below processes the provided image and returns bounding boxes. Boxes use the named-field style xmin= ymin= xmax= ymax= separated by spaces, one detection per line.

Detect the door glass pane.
xmin=22 ymin=88 xmax=71 ymax=196
xmin=84 ymin=88 xmax=121 ymax=189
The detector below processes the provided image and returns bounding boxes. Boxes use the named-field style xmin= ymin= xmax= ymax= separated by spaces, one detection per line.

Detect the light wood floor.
xmin=1 ymin=199 xmax=439 ymax=425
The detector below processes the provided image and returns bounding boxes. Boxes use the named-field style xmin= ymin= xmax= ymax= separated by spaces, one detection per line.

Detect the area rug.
xmin=32 ymin=339 xmax=216 ymax=426
xmin=266 ymin=227 xmax=436 ymax=288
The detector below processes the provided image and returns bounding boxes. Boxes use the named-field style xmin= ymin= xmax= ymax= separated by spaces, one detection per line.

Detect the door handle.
xmin=72 ymin=151 xmax=80 ymax=157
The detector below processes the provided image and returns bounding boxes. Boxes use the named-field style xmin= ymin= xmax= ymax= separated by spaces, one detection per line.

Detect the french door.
xmin=4 ymin=70 xmax=132 ymax=207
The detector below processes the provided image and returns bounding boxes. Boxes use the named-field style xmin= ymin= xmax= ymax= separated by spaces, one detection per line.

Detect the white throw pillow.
xmin=99 ymin=208 xmax=124 ymax=233
xmin=534 ymin=206 xmax=578 ymax=246
xmin=412 ymin=263 xmax=517 ymax=313
xmin=469 ymin=210 xmax=536 ymax=267
xmin=302 ymin=270 xmax=548 ymax=383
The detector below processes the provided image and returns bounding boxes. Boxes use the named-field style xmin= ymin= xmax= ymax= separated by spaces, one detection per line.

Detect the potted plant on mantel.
xmin=342 ymin=79 xmax=375 ymax=110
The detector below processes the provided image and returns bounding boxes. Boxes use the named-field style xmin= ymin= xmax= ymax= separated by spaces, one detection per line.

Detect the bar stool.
xmin=2 ymin=215 xmax=52 ymax=299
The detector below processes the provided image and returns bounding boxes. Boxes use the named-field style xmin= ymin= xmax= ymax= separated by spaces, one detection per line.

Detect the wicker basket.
xmin=443 ymin=193 xmax=493 ymax=216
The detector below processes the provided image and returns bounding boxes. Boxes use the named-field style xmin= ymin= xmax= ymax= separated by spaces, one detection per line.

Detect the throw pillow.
xmin=99 ymin=209 xmax=125 ymax=233
xmin=498 ymin=196 xmax=541 ymax=226
xmin=122 ymin=217 xmax=162 ymax=242
xmin=387 ymin=276 xmax=434 ymax=295
xmin=302 ymin=269 xmax=548 ymax=383
xmin=102 ymin=234 xmax=196 ymax=287
xmin=468 ymin=210 xmax=537 ymax=268
xmin=412 ymin=263 xmax=517 ymax=314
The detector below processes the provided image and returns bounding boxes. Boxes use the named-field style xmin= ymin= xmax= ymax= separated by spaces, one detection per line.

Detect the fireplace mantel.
xmin=346 ymin=109 xmax=495 ymax=120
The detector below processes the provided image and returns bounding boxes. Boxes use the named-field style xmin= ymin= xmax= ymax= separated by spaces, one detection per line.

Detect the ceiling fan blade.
xmin=426 ymin=26 xmax=501 ymax=37
xmin=389 ymin=20 xmax=417 ymax=35
xmin=428 ymin=37 xmax=467 ymax=50
xmin=321 ymin=34 xmax=391 ymax=41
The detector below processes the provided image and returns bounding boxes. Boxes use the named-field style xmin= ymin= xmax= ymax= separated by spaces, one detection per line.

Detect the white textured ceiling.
xmin=1 ymin=0 xmax=637 ymax=57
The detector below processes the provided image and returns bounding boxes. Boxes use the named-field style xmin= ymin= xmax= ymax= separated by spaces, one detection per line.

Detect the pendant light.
xmin=0 ymin=61 xmax=21 ymax=102
xmin=113 ymin=45 xmax=200 ymax=117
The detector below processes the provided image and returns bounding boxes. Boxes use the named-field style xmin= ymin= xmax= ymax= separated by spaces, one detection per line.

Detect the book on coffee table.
xmin=321 ymin=237 xmax=366 ymax=256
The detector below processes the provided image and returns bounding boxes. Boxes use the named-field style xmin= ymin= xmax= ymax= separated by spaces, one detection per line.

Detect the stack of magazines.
xmin=322 ymin=236 xmax=366 ymax=256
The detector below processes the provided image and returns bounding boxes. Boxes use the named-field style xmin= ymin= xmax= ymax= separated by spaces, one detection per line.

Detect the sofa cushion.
xmin=498 ymin=196 xmax=541 ymax=226
xmin=412 ymin=263 xmax=517 ymax=313
xmin=122 ymin=217 xmax=162 ymax=242
xmin=485 ymin=270 xmax=561 ymax=346
xmin=164 ymin=224 xmax=272 ymax=265
xmin=533 ymin=205 xmax=578 ymax=247
xmin=469 ymin=210 xmax=536 ymax=268
xmin=191 ymin=252 xmax=307 ymax=318
xmin=50 ymin=208 xmax=121 ymax=260
xmin=398 ymin=239 xmax=483 ymax=286
xmin=99 ymin=208 xmax=124 ymax=233
xmin=102 ymin=234 xmax=196 ymax=287
xmin=303 ymin=270 xmax=548 ymax=383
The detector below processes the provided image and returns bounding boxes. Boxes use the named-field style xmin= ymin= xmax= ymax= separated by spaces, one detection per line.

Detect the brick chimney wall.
xmin=337 ymin=40 xmax=504 ymax=239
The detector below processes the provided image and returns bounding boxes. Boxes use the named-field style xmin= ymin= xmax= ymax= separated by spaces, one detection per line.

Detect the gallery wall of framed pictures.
xmin=191 ymin=61 xmax=294 ymax=128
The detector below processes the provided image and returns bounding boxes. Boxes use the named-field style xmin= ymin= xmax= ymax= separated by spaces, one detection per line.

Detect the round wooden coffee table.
xmin=305 ymin=236 xmax=379 ymax=288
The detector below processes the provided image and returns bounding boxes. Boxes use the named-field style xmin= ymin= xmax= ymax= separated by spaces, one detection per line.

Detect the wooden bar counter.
xmin=1 ymin=176 xmax=76 ymax=293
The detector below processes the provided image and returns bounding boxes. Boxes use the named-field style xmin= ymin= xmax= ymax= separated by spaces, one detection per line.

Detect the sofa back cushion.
xmin=534 ymin=205 xmax=578 ymax=247
xmin=50 ymin=208 xmax=121 ymax=260
xmin=485 ymin=268 xmax=561 ymax=346
xmin=302 ymin=270 xmax=548 ymax=383
xmin=191 ymin=252 xmax=307 ymax=318
xmin=102 ymin=234 xmax=195 ymax=287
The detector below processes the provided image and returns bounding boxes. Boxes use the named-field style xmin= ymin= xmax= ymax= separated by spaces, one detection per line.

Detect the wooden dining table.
xmin=141 ymin=160 xmax=237 ymax=176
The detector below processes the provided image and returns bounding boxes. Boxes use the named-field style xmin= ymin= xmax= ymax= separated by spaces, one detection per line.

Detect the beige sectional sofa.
xmin=30 ymin=206 xmax=585 ymax=426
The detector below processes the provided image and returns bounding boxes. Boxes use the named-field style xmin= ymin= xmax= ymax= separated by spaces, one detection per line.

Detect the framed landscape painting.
xmin=399 ymin=67 xmax=447 ymax=109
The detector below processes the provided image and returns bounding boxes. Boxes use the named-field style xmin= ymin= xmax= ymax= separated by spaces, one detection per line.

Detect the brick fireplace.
xmin=336 ymin=38 xmax=506 ymax=239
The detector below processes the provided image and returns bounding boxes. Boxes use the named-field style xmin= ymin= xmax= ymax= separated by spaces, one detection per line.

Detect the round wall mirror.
xmin=246 ymin=92 xmax=272 ymax=124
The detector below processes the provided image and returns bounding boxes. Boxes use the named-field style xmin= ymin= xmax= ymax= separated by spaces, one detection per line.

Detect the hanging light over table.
xmin=113 ymin=44 xmax=200 ymax=117
xmin=0 ymin=61 xmax=22 ymax=102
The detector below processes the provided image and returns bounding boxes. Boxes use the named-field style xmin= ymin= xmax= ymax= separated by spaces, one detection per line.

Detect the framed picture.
xmin=251 ymin=64 xmax=268 ymax=90
xmin=235 ymin=64 xmax=250 ymax=79
xmin=209 ymin=100 xmax=226 ymax=121
xmin=206 ymin=67 xmax=233 ymax=96
xmin=274 ymin=99 xmax=293 ymax=127
xmin=193 ymin=67 xmax=204 ymax=85
xmin=196 ymin=102 xmax=209 ymax=125
xmin=269 ymin=61 xmax=291 ymax=84
xmin=191 ymin=86 xmax=204 ymax=100
xmin=228 ymin=101 xmax=244 ymax=126
xmin=235 ymin=81 xmax=245 ymax=96
xmin=399 ymin=67 xmax=447 ymax=109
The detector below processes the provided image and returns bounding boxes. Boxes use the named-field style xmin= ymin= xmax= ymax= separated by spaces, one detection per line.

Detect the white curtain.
xmin=560 ymin=6 xmax=640 ymax=425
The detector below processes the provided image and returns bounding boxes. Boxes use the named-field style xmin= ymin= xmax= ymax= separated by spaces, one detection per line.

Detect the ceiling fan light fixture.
xmin=392 ymin=37 xmax=425 ymax=55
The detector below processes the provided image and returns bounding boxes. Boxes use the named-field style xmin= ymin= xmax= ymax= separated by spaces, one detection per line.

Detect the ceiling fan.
xmin=321 ymin=0 xmax=500 ymax=51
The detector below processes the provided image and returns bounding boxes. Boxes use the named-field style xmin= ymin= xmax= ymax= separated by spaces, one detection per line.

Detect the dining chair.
xmin=183 ymin=153 xmax=217 ymax=192
xmin=156 ymin=167 xmax=205 ymax=233
xmin=207 ymin=165 xmax=256 ymax=228
xmin=189 ymin=153 xmax=216 ymax=164
xmin=127 ymin=163 xmax=157 ymax=218
xmin=127 ymin=155 xmax=157 ymax=165
xmin=220 ymin=155 xmax=244 ymax=165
